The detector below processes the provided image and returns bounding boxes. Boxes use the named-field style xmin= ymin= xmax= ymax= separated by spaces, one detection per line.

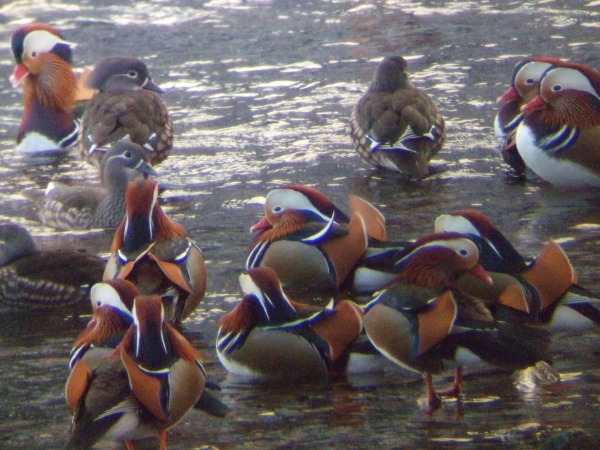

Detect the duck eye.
xmin=127 ymin=70 xmax=137 ymax=78
xmin=96 ymin=300 xmax=102 ymax=307
xmin=273 ymin=205 xmax=282 ymax=213
xmin=458 ymin=248 xmax=468 ymax=256
xmin=526 ymin=78 xmax=534 ymax=84
xmin=31 ymin=51 xmax=37 ymax=58
xmin=552 ymin=84 xmax=562 ymax=92
xmin=124 ymin=150 xmax=132 ymax=158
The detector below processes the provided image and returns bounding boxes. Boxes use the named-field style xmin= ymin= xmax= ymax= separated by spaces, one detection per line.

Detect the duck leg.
xmin=423 ymin=373 xmax=442 ymax=415
xmin=437 ymin=367 xmax=463 ymax=398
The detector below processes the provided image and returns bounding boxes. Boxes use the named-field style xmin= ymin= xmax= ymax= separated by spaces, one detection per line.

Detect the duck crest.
xmin=437 ymin=210 xmax=527 ymax=273
xmin=393 ymin=233 xmax=480 ymax=288
xmin=70 ymin=280 xmax=137 ymax=367
xmin=11 ymin=23 xmax=70 ymax=63
xmin=240 ymin=267 xmax=298 ymax=323
xmin=114 ymin=179 xmax=187 ymax=254
xmin=551 ymin=61 xmax=600 ymax=94
xmin=131 ymin=296 xmax=172 ymax=371
xmin=117 ymin=179 xmax=158 ymax=253
xmin=283 ymin=184 xmax=349 ymax=222
xmin=218 ymin=268 xmax=301 ymax=353
xmin=447 ymin=209 xmax=494 ymax=236
xmin=126 ymin=295 xmax=201 ymax=366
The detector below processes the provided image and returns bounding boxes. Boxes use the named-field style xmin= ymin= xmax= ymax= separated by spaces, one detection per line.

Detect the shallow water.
xmin=0 ymin=0 xmax=599 ymax=448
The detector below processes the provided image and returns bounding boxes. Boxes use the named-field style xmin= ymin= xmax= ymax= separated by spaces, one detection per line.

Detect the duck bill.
xmin=250 ymin=216 xmax=272 ymax=233
xmin=521 ymin=95 xmax=545 ymax=113
xmin=497 ymin=86 xmax=519 ymax=103
xmin=135 ymin=160 xmax=158 ymax=177
xmin=10 ymin=63 xmax=28 ymax=88
xmin=468 ymin=264 xmax=493 ymax=285
xmin=143 ymin=77 xmax=165 ymax=94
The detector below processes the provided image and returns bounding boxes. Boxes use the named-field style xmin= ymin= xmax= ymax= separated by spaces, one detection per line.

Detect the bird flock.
xmin=3 ymin=21 xmax=600 ymax=449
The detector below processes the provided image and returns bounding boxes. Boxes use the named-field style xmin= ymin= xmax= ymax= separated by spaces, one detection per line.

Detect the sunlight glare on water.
xmin=0 ymin=0 xmax=599 ymax=448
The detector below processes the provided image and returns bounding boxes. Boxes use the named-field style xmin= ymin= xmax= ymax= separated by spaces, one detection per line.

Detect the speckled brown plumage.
xmin=80 ymin=56 xmax=173 ymax=167
xmin=350 ymin=56 xmax=445 ymax=178
xmin=0 ymin=222 xmax=105 ymax=312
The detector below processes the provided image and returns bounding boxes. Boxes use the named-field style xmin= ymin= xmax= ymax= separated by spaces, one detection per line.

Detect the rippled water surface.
xmin=0 ymin=0 xmax=599 ymax=448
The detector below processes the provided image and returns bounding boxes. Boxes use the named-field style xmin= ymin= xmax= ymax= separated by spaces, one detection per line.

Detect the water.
xmin=0 ymin=0 xmax=599 ymax=448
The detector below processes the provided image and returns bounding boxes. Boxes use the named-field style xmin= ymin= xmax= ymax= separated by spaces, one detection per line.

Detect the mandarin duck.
xmin=435 ymin=209 xmax=600 ymax=331
xmin=68 ymin=280 xmax=228 ymax=421
xmin=66 ymin=294 xmax=206 ymax=449
xmin=216 ymin=267 xmax=372 ymax=381
xmin=350 ymin=56 xmax=445 ymax=178
xmin=246 ymin=184 xmax=386 ymax=294
xmin=350 ymin=241 xmax=413 ymax=295
xmin=0 ymin=222 xmax=104 ymax=312
xmin=68 ymin=280 xmax=139 ymax=370
xmin=33 ymin=141 xmax=157 ymax=230
xmin=80 ymin=56 xmax=173 ymax=168
xmin=362 ymin=234 xmax=552 ymax=414
xmin=494 ymin=57 xmax=566 ymax=174
xmin=104 ymin=178 xmax=206 ymax=324
xmin=515 ymin=62 xmax=600 ymax=188
xmin=9 ymin=23 xmax=92 ymax=154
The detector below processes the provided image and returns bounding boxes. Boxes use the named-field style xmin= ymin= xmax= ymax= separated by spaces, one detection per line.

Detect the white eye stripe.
xmin=541 ymin=67 xmax=600 ymax=101
xmin=394 ymin=238 xmax=478 ymax=266
xmin=434 ymin=214 xmax=481 ymax=237
xmin=89 ymin=283 xmax=131 ymax=314
xmin=516 ymin=62 xmax=551 ymax=87
xmin=22 ymin=30 xmax=73 ymax=56
xmin=266 ymin=189 xmax=331 ymax=222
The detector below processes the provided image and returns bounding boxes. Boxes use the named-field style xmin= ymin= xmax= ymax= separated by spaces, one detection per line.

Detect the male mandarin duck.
xmin=0 ymin=222 xmax=104 ymax=312
xmin=362 ymin=234 xmax=552 ymax=414
xmin=216 ymin=267 xmax=372 ymax=381
xmin=246 ymin=184 xmax=387 ymax=294
xmin=68 ymin=279 xmax=228 ymax=421
xmin=68 ymin=279 xmax=139 ymax=370
xmin=34 ymin=141 xmax=157 ymax=230
xmin=80 ymin=56 xmax=173 ymax=168
xmin=435 ymin=209 xmax=600 ymax=330
xmin=66 ymin=294 xmax=206 ymax=449
xmin=494 ymin=57 xmax=567 ymax=174
xmin=350 ymin=56 xmax=445 ymax=178
xmin=9 ymin=23 xmax=92 ymax=154
xmin=515 ymin=62 xmax=600 ymax=188
xmin=104 ymin=178 xmax=207 ymax=324
xmin=350 ymin=241 xmax=413 ymax=295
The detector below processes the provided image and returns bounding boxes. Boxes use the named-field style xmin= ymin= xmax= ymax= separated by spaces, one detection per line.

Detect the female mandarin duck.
xmin=104 ymin=178 xmax=206 ymax=324
xmin=435 ymin=209 xmax=600 ymax=331
xmin=247 ymin=184 xmax=387 ymax=294
xmin=0 ymin=222 xmax=104 ymax=312
xmin=9 ymin=23 xmax=93 ymax=154
xmin=350 ymin=56 xmax=445 ymax=178
xmin=80 ymin=56 xmax=173 ymax=168
xmin=515 ymin=62 xmax=600 ymax=188
xmin=36 ymin=141 xmax=157 ymax=230
xmin=494 ymin=57 xmax=568 ymax=174
xmin=216 ymin=267 xmax=369 ymax=381
xmin=362 ymin=234 xmax=552 ymax=415
xmin=66 ymin=294 xmax=205 ymax=449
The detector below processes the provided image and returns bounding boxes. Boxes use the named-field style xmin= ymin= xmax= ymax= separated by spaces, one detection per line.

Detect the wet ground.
xmin=0 ymin=0 xmax=599 ymax=448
